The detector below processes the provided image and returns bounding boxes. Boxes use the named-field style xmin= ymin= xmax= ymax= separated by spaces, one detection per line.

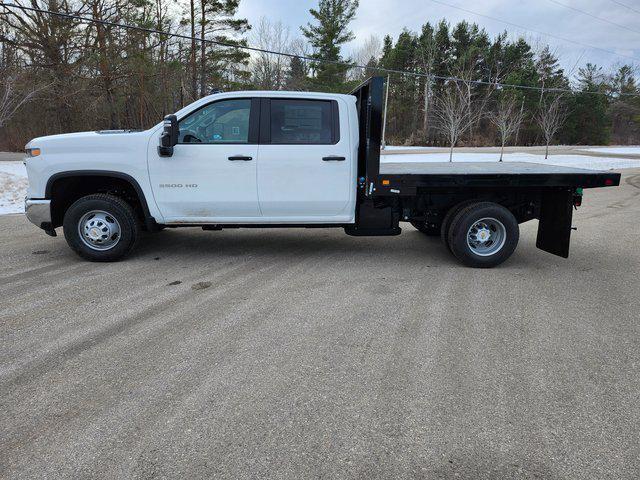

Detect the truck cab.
xmin=23 ymin=77 xmax=621 ymax=267
xmin=150 ymin=92 xmax=358 ymax=224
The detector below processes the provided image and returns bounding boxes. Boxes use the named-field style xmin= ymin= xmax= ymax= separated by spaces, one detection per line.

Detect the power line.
xmin=428 ymin=0 xmax=640 ymax=63
xmin=609 ymin=0 xmax=640 ymax=16
xmin=1 ymin=2 xmax=639 ymax=97
xmin=547 ymin=0 xmax=640 ymax=36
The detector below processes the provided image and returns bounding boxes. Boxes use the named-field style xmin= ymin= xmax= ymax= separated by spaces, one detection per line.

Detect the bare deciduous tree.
xmin=490 ymin=94 xmax=525 ymax=162
xmin=536 ymin=95 xmax=568 ymax=159
xmin=433 ymin=81 xmax=478 ymax=162
xmin=451 ymin=62 xmax=499 ymax=145
xmin=250 ymin=17 xmax=292 ymax=90
xmin=348 ymin=34 xmax=381 ymax=81
xmin=0 ymin=69 xmax=41 ymax=128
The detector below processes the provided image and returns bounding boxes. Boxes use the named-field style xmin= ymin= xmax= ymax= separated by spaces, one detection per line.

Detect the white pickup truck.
xmin=24 ymin=77 xmax=620 ymax=267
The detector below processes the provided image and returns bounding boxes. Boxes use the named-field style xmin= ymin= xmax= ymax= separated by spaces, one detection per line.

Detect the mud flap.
xmin=344 ymin=200 xmax=401 ymax=236
xmin=536 ymin=189 xmax=574 ymax=258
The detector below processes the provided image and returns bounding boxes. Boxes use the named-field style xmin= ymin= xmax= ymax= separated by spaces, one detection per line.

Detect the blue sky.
xmin=237 ymin=0 xmax=640 ymax=77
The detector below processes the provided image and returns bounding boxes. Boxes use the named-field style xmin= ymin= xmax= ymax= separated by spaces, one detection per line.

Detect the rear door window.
xmin=269 ymin=99 xmax=338 ymax=145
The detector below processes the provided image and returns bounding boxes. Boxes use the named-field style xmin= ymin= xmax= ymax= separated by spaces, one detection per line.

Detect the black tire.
xmin=447 ymin=202 xmax=519 ymax=268
xmin=63 ymin=194 xmax=139 ymax=262
xmin=440 ymin=200 xmax=475 ymax=251
xmin=410 ymin=220 xmax=440 ymax=236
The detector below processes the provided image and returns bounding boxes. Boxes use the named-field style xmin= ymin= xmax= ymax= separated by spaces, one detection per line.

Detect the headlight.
xmin=25 ymin=147 xmax=41 ymax=157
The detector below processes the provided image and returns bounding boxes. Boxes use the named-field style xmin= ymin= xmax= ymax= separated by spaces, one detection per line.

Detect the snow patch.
xmin=584 ymin=146 xmax=640 ymax=155
xmin=383 ymin=146 xmax=441 ymax=151
xmin=0 ymin=161 xmax=28 ymax=215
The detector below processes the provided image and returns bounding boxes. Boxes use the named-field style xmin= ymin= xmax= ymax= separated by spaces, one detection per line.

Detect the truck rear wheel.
xmin=447 ymin=202 xmax=519 ymax=268
xmin=440 ymin=200 xmax=475 ymax=251
xmin=63 ymin=194 xmax=139 ymax=262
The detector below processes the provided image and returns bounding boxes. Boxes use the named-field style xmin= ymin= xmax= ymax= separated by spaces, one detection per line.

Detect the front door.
xmin=148 ymin=97 xmax=260 ymax=222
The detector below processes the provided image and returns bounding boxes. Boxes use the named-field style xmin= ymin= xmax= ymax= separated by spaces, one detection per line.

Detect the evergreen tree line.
xmin=1 ymin=0 xmax=639 ymax=151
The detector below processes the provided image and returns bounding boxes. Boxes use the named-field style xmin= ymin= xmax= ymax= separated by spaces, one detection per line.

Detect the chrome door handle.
xmin=228 ymin=155 xmax=253 ymax=161
xmin=322 ymin=156 xmax=345 ymax=161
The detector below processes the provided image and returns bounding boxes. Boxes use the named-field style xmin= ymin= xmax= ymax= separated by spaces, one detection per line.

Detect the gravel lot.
xmin=1 ymin=170 xmax=639 ymax=479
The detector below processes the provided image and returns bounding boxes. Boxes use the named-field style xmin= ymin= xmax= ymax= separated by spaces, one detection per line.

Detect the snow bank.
xmin=584 ymin=146 xmax=640 ymax=155
xmin=381 ymin=151 xmax=640 ymax=171
xmin=0 ymin=161 xmax=28 ymax=215
xmin=384 ymin=146 xmax=441 ymax=151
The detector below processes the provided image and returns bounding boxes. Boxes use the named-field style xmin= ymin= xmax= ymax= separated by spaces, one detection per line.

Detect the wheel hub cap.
xmin=78 ymin=210 xmax=121 ymax=251
xmin=466 ymin=218 xmax=507 ymax=257
xmin=476 ymin=228 xmax=491 ymax=243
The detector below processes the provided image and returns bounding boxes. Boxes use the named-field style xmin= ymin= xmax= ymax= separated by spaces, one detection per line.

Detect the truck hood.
xmin=23 ymin=128 xmax=157 ymax=199
xmin=26 ymin=129 xmax=152 ymax=157
xmin=28 ymin=129 xmax=146 ymax=147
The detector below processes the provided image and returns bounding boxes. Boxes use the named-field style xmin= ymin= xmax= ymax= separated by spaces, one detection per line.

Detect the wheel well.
xmin=48 ymin=174 xmax=151 ymax=229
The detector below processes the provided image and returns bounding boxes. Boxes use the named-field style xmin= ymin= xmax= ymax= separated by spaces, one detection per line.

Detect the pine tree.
xmin=301 ymin=0 xmax=359 ymax=91
xmin=285 ymin=56 xmax=308 ymax=91
xmin=612 ymin=65 xmax=638 ymax=96
xmin=535 ymin=46 xmax=567 ymax=103
xmin=609 ymin=65 xmax=640 ymax=144
xmin=564 ymin=64 xmax=610 ymax=145
xmin=432 ymin=20 xmax=451 ymax=94
xmin=184 ymin=0 xmax=250 ymax=98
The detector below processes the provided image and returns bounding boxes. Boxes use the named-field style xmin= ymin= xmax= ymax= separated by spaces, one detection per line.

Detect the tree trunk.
xmin=92 ymin=2 xmax=117 ymax=128
xmin=189 ymin=0 xmax=197 ymax=101
xmin=199 ymin=0 xmax=206 ymax=98
xmin=449 ymin=142 xmax=454 ymax=162
xmin=514 ymin=99 xmax=525 ymax=146
xmin=156 ymin=0 xmax=168 ymax=116
xmin=422 ymin=79 xmax=430 ymax=140
xmin=545 ymin=142 xmax=549 ymax=159
xmin=500 ymin=142 xmax=504 ymax=162
xmin=467 ymin=83 xmax=473 ymax=144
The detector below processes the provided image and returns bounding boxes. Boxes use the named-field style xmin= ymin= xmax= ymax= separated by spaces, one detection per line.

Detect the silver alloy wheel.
xmin=78 ymin=210 xmax=122 ymax=251
xmin=466 ymin=217 xmax=507 ymax=257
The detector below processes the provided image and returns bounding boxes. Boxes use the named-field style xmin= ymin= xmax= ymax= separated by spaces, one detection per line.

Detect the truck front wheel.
xmin=63 ymin=194 xmax=139 ymax=262
xmin=447 ymin=202 xmax=519 ymax=268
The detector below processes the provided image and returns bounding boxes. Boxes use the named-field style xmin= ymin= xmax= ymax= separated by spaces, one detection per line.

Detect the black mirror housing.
xmin=158 ymin=114 xmax=178 ymax=157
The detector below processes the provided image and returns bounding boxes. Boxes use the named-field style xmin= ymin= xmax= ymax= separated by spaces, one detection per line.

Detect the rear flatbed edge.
xmin=376 ymin=161 xmax=621 ymax=192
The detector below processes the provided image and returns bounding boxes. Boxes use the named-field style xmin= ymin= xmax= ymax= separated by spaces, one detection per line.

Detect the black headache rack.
xmin=349 ymin=76 xmax=622 ymax=257
xmin=346 ymin=76 xmax=398 ymax=236
xmin=351 ymin=76 xmax=384 ymax=196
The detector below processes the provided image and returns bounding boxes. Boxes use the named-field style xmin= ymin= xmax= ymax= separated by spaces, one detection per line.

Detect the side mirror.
xmin=158 ymin=114 xmax=178 ymax=157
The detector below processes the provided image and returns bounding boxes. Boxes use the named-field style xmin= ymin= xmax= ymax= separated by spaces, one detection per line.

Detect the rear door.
xmin=256 ymin=98 xmax=355 ymax=222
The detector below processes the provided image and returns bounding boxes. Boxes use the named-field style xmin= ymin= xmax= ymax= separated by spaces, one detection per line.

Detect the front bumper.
xmin=25 ymin=198 xmax=52 ymax=230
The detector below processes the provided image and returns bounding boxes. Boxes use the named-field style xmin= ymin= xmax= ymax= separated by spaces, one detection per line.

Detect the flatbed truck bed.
xmin=378 ymin=161 xmax=620 ymax=189
xmin=348 ymin=77 xmax=621 ymax=266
